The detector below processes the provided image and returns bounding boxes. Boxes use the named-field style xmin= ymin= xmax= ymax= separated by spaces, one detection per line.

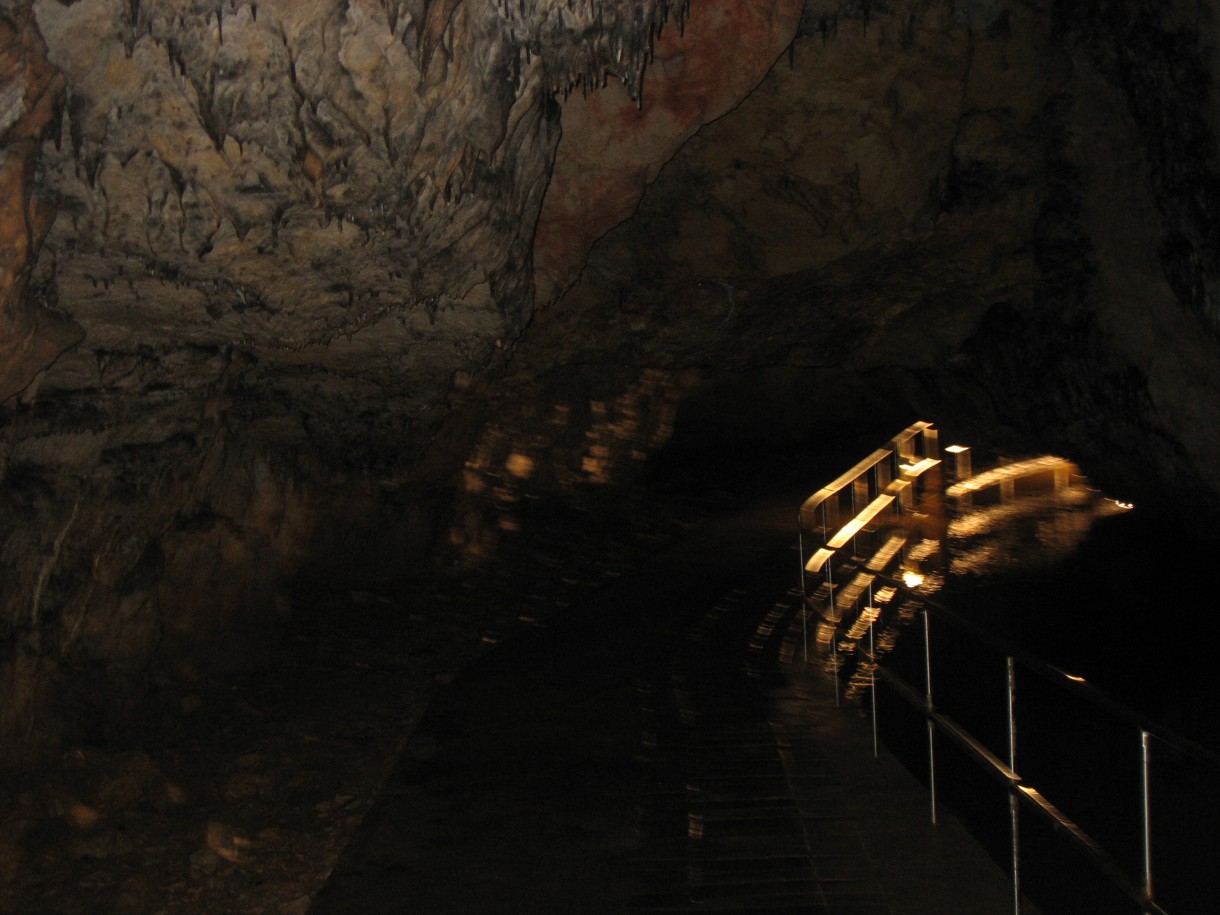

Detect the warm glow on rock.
xmin=64 ymin=802 xmax=100 ymax=832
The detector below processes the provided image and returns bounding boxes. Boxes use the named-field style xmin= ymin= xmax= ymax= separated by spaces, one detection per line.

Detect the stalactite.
xmin=121 ymin=0 xmax=144 ymax=57
xmin=820 ymin=14 xmax=839 ymax=43
xmin=418 ymin=0 xmax=464 ymax=74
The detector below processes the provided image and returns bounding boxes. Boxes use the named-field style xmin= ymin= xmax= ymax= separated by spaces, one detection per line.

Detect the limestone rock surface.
xmin=0 ymin=0 xmax=805 ymax=767
xmin=5 ymin=1 xmax=1220 ymax=910
xmin=3 ymin=0 xmax=1220 ymax=782
xmin=0 ymin=7 xmax=78 ymax=403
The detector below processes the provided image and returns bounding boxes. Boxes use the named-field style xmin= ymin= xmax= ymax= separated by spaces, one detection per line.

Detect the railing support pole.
xmin=1007 ymin=656 xmax=1021 ymax=915
xmin=923 ymin=609 xmax=937 ymax=825
xmin=797 ymin=529 xmax=808 ymax=663
xmin=1141 ymin=729 xmax=1154 ymax=905
xmin=832 ymin=643 xmax=840 ymax=708
xmin=869 ymin=622 xmax=879 ymax=757
xmin=828 ymin=564 xmax=839 ymax=708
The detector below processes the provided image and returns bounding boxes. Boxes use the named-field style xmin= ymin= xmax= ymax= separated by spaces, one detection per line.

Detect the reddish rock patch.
xmin=533 ymin=0 xmax=804 ymax=303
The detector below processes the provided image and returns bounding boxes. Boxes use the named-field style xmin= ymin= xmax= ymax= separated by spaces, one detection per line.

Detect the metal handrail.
xmin=891 ymin=583 xmax=1220 ymax=769
xmin=798 ymin=421 xmax=939 ymax=529
xmin=798 ymin=446 xmax=893 ymax=528
xmin=796 ymin=423 xmax=1217 ymax=911
xmin=866 ymin=576 xmax=1217 ymax=915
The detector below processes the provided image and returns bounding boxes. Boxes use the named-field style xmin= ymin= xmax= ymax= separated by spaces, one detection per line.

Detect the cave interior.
xmin=3 ymin=0 xmax=1220 ymax=910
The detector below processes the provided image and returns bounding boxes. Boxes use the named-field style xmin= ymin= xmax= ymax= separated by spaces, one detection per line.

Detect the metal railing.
xmin=861 ymin=579 xmax=1220 ymax=915
xmin=797 ymin=423 xmax=1219 ymax=913
xmin=796 ymin=421 xmax=942 ymax=670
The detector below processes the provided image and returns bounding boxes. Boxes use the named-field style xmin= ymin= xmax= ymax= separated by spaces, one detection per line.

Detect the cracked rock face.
xmin=0 ymin=7 xmax=78 ymax=403
xmin=0 ymin=0 xmax=801 ymax=765
xmin=28 ymin=0 xmax=569 ymax=460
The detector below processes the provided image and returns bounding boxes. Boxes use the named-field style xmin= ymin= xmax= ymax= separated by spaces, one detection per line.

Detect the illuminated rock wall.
xmin=531 ymin=0 xmax=1220 ymax=509
xmin=0 ymin=0 xmax=802 ymax=767
xmin=3 ymin=0 xmax=1220 ymax=767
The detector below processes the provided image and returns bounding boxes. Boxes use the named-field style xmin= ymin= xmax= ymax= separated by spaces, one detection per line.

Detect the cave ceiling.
xmin=6 ymin=0 xmax=1220 ymax=775
xmin=3 ymin=0 xmax=1017 ymax=478
xmin=9 ymin=0 xmax=731 ymax=468
xmin=1 ymin=0 xmax=1220 ymax=495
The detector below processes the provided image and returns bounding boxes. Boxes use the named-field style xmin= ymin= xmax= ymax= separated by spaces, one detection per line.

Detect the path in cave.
xmin=308 ymin=491 xmax=1019 ymax=914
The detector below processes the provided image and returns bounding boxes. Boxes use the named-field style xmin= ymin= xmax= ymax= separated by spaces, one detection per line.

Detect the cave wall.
xmin=26 ymin=0 xmax=566 ymax=458
xmin=946 ymin=0 xmax=1220 ymax=508
xmin=519 ymin=0 xmax=1220 ymax=510
xmin=0 ymin=0 xmax=803 ymax=769
xmin=4 ymin=0 xmax=1220 ymax=769
xmin=0 ymin=8 xmax=78 ymax=402
xmin=515 ymin=1 xmax=1056 ymax=451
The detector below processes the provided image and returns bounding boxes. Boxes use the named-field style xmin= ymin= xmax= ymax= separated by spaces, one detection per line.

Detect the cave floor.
xmin=1 ymin=451 xmax=1018 ymax=914
xmin=0 ymin=458 xmax=780 ymax=914
xmin=0 ymin=574 xmax=485 ymax=914
xmin=307 ymin=489 xmax=1021 ymax=914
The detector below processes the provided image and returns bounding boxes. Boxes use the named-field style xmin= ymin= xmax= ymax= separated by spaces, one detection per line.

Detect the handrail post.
xmin=1008 ymin=656 xmax=1021 ymax=914
xmin=832 ymin=641 xmax=840 ymax=708
xmin=828 ymin=562 xmax=839 ymax=708
xmin=1140 ymin=729 xmax=1154 ymax=906
xmin=797 ymin=528 xmax=808 ymax=663
xmin=923 ymin=609 xmax=937 ymax=825
xmin=869 ymin=620 xmax=879 ymax=757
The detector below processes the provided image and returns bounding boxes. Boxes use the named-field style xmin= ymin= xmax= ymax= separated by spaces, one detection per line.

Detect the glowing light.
xmin=504 ymin=452 xmax=534 ymax=479
xmin=1065 ymin=674 xmax=1087 ymax=683
xmin=902 ymin=570 xmax=925 ymax=588
xmin=805 ymin=546 xmax=836 ymax=573
xmin=899 ymin=457 xmax=940 ymax=478
xmin=946 ymin=455 xmax=1075 ymax=498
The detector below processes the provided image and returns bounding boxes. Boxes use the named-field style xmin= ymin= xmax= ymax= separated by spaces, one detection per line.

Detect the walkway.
xmin=309 ymin=492 xmax=1024 ymax=914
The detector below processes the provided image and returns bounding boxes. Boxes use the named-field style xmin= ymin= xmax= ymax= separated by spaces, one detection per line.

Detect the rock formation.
xmin=1 ymin=0 xmax=1220 ymax=775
